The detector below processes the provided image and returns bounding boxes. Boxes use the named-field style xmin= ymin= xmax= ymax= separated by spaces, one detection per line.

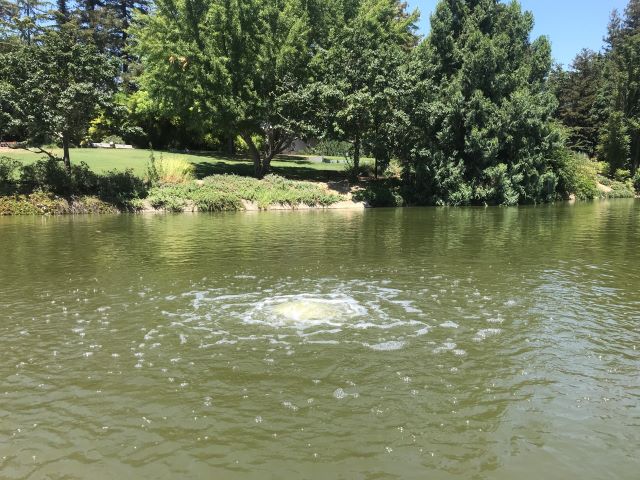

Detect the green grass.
xmin=1 ymin=148 xmax=352 ymax=182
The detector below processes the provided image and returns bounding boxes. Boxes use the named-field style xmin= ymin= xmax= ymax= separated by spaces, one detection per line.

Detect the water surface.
xmin=1 ymin=201 xmax=639 ymax=479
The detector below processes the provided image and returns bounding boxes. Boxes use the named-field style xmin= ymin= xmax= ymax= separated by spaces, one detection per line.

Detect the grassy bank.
xmin=0 ymin=148 xmax=637 ymax=215
xmin=0 ymin=154 xmax=347 ymax=215
xmin=146 ymin=175 xmax=343 ymax=212
xmin=0 ymin=148 xmax=353 ymax=182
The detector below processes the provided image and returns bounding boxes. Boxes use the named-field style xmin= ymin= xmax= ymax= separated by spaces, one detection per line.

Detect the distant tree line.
xmin=0 ymin=0 xmax=639 ymax=204
xmin=551 ymin=0 xmax=640 ymax=176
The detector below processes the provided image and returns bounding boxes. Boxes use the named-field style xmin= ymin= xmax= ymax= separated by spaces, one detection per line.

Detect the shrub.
xmin=14 ymin=158 xmax=145 ymax=209
xmin=475 ymin=163 xmax=520 ymax=206
xmin=97 ymin=169 xmax=147 ymax=206
xmin=633 ymin=171 xmax=640 ymax=193
xmin=0 ymin=191 xmax=118 ymax=215
xmin=614 ymin=169 xmax=631 ymax=182
xmin=147 ymin=174 xmax=342 ymax=212
xmin=353 ymin=180 xmax=404 ymax=207
xmin=384 ymin=159 xmax=404 ymax=179
xmin=0 ymin=156 xmax=20 ymax=193
xmin=151 ymin=155 xmax=195 ymax=184
xmin=20 ymin=158 xmax=75 ymax=195
xmin=71 ymin=162 xmax=100 ymax=194
xmin=557 ymin=151 xmax=599 ymax=200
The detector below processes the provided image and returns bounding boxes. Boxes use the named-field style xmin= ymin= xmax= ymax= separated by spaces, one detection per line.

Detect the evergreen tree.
xmin=400 ymin=0 xmax=561 ymax=205
xmin=551 ymin=50 xmax=604 ymax=157
xmin=598 ymin=0 xmax=640 ymax=173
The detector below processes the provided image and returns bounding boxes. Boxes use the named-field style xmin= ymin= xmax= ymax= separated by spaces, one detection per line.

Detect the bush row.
xmin=147 ymin=175 xmax=343 ymax=212
xmin=0 ymin=191 xmax=119 ymax=215
xmin=0 ymin=156 xmax=146 ymax=207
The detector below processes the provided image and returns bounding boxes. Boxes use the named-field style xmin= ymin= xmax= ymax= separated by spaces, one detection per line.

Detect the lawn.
xmin=1 ymin=148 xmax=353 ymax=182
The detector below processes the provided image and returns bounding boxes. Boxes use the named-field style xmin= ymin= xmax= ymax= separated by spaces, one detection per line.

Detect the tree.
xmin=133 ymin=0 xmax=317 ymax=177
xmin=551 ymin=50 xmax=605 ymax=157
xmin=310 ymin=0 xmax=418 ymax=179
xmin=1 ymin=20 xmax=117 ymax=169
xmin=398 ymin=0 xmax=561 ymax=205
xmin=598 ymin=0 xmax=640 ymax=173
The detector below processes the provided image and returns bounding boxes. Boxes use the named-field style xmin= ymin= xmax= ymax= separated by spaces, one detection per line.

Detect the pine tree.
xmin=552 ymin=49 xmax=604 ymax=157
xmin=598 ymin=0 xmax=640 ymax=173
xmin=401 ymin=0 xmax=561 ymax=205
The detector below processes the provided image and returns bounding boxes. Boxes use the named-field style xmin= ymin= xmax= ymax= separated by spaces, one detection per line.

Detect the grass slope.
xmin=1 ymin=148 xmax=350 ymax=182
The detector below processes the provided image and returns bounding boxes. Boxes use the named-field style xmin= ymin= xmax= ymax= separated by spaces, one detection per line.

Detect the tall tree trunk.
xmin=225 ymin=135 xmax=236 ymax=155
xmin=62 ymin=134 xmax=71 ymax=172
xmin=352 ymin=132 xmax=361 ymax=182
xmin=262 ymin=154 xmax=273 ymax=177
xmin=242 ymin=133 xmax=264 ymax=178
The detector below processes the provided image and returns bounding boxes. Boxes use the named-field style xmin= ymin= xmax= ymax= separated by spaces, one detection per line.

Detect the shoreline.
xmin=2 ymin=194 xmax=638 ymax=216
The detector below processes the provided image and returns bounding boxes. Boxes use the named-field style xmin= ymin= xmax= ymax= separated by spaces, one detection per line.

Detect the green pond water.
xmin=1 ymin=201 xmax=639 ymax=479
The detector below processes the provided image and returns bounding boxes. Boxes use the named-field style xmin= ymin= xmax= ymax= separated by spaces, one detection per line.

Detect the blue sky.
xmin=406 ymin=0 xmax=630 ymax=66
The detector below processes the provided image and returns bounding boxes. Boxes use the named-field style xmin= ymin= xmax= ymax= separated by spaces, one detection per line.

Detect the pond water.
xmin=1 ymin=201 xmax=639 ymax=479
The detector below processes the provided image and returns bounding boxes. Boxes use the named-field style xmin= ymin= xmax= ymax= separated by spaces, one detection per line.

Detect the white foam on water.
xmin=415 ymin=326 xmax=431 ymax=336
xmin=244 ymin=293 xmax=367 ymax=329
xmin=433 ymin=341 xmax=457 ymax=354
xmin=473 ymin=328 xmax=502 ymax=342
xmin=333 ymin=388 xmax=347 ymax=399
xmin=440 ymin=321 xmax=459 ymax=329
xmin=367 ymin=340 xmax=406 ymax=351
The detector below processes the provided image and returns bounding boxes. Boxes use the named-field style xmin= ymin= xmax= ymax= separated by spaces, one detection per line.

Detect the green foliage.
xmin=398 ymin=0 xmax=562 ymax=205
xmin=0 ymin=156 xmax=20 ymax=193
xmin=633 ymin=170 xmax=640 ymax=192
xmin=0 ymin=191 xmax=119 ymax=215
xmin=551 ymin=50 xmax=605 ymax=157
xmin=102 ymin=135 xmax=125 ymax=144
xmin=596 ymin=2 xmax=640 ymax=173
xmin=599 ymin=110 xmax=631 ymax=171
xmin=12 ymin=157 xmax=146 ymax=206
xmin=353 ymin=180 xmax=404 ymax=207
xmin=147 ymin=175 xmax=342 ymax=212
xmin=152 ymin=156 xmax=195 ymax=185
xmin=0 ymin=20 xmax=118 ymax=167
xmin=310 ymin=0 xmax=418 ymax=177
xmin=304 ymin=140 xmax=352 ymax=157
xmin=557 ymin=151 xmax=600 ymax=200
xmin=132 ymin=0 xmax=319 ymax=177
xmin=614 ymin=168 xmax=632 ymax=181
xmin=597 ymin=175 xmax=637 ymax=198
